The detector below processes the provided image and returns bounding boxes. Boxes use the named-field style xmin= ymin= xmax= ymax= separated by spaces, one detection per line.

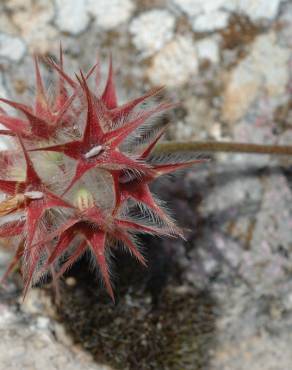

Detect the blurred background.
xmin=0 ymin=1 xmax=291 ymax=370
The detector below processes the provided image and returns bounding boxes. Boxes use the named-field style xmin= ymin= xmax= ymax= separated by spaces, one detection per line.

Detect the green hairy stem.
xmin=154 ymin=141 xmax=292 ymax=156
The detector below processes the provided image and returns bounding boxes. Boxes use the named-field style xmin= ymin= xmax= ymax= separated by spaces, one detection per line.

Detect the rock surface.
xmin=0 ymin=0 xmax=291 ymax=369
xmin=0 ymin=290 xmax=111 ymax=370
xmin=222 ymin=32 xmax=290 ymax=123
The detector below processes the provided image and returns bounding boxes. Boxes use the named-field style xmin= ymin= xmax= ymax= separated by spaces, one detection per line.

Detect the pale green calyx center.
xmin=74 ymin=187 xmax=94 ymax=211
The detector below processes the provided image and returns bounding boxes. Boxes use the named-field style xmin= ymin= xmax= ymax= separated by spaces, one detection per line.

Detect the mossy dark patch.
xmin=58 ymin=261 xmax=216 ymax=370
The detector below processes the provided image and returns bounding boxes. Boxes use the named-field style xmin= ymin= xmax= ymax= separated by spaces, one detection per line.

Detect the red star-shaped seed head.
xmin=0 ymin=51 xmax=205 ymax=301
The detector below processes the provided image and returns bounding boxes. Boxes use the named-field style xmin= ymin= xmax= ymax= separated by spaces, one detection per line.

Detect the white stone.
xmin=222 ymin=32 xmax=290 ymax=123
xmin=0 ymin=301 xmax=111 ymax=370
xmin=147 ymin=35 xmax=198 ymax=87
xmin=222 ymin=64 xmax=260 ymax=123
xmin=172 ymin=0 xmax=236 ymax=19
xmin=0 ymin=33 xmax=26 ymax=62
xmin=88 ymin=0 xmax=135 ymax=30
xmin=0 ymin=305 xmax=15 ymax=326
xmin=173 ymin=120 xmax=194 ymax=141
xmin=253 ymin=34 xmax=290 ymax=97
xmin=0 ymin=73 xmax=13 ymax=151
xmin=0 ymin=73 xmax=7 ymax=102
xmin=129 ymin=10 xmax=175 ymax=56
xmin=173 ymin=0 xmax=232 ymax=32
xmin=10 ymin=0 xmax=56 ymax=54
xmin=172 ymin=0 xmax=282 ymax=26
xmin=238 ymin=0 xmax=282 ymax=22
xmin=55 ymin=0 xmax=90 ymax=35
xmin=10 ymin=0 xmax=54 ymax=28
xmin=35 ymin=316 xmax=50 ymax=330
xmin=209 ymin=122 xmax=223 ymax=140
xmin=201 ymin=0 xmax=236 ymax=13
xmin=171 ymin=0 xmax=203 ymax=17
xmin=0 ymin=13 xmax=17 ymax=35
xmin=196 ymin=37 xmax=220 ymax=63
xmin=192 ymin=10 xmax=230 ymax=32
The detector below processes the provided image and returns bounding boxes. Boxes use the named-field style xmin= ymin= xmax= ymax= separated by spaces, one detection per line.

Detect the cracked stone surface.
xmin=0 ymin=0 xmax=291 ymax=369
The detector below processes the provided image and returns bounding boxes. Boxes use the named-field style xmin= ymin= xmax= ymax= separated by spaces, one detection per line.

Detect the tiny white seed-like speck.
xmin=84 ymin=145 xmax=103 ymax=159
xmin=24 ymin=191 xmax=44 ymax=200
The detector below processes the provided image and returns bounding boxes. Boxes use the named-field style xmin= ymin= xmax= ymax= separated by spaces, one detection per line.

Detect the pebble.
xmin=238 ymin=0 xmax=283 ymax=22
xmin=222 ymin=32 xmax=290 ymax=123
xmin=65 ymin=277 xmax=77 ymax=287
xmin=0 ymin=33 xmax=26 ymax=62
xmin=192 ymin=10 xmax=230 ymax=32
xmin=196 ymin=37 xmax=220 ymax=63
xmin=55 ymin=0 xmax=90 ymax=35
xmin=147 ymin=35 xmax=198 ymax=87
xmin=172 ymin=0 xmax=204 ymax=17
xmin=9 ymin=0 xmax=56 ymax=54
xmin=88 ymin=0 xmax=135 ymax=30
xmin=173 ymin=0 xmax=283 ymax=32
xmin=130 ymin=10 xmax=175 ymax=56
xmin=0 ymin=73 xmax=15 ymax=151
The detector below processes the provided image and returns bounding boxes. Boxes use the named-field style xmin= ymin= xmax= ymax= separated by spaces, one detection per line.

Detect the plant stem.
xmin=154 ymin=141 xmax=292 ymax=156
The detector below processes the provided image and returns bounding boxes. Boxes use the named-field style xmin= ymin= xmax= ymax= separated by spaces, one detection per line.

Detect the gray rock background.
xmin=0 ymin=0 xmax=291 ymax=369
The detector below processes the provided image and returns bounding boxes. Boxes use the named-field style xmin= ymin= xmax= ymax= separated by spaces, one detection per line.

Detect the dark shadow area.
xmin=57 ymin=248 xmax=217 ymax=370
